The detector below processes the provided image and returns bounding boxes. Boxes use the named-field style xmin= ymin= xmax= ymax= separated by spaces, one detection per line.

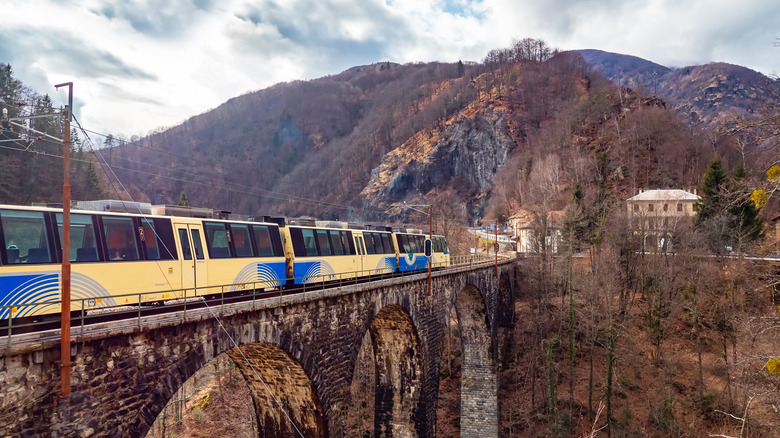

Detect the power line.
xmin=69 ymin=123 xmax=387 ymax=215
xmin=5 ymin=109 xmax=390 ymax=216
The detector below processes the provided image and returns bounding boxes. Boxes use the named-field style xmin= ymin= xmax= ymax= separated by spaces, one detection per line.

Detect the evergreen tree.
xmin=695 ymin=156 xmax=727 ymax=224
xmin=729 ymin=162 xmax=764 ymax=242
xmin=696 ymin=157 xmax=764 ymax=250
xmin=178 ymin=192 xmax=190 ymax=207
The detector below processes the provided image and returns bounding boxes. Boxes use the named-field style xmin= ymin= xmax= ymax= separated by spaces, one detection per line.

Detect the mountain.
xmin=579 ymin=49 xmax=671 ymax=92
xmin=578 ymin=49 xmax=775 ymax=128
xmin=100 ymin=46 xmax=775 ymax=226
xmin=107 ymin=61 xmax=504 ymax=220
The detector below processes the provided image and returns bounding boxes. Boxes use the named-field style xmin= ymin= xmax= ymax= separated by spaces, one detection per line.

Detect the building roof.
xmin=627 ymin=189 xmax=700 ymax=202
xmin=508 ymin=209 xmax=534 ymax=226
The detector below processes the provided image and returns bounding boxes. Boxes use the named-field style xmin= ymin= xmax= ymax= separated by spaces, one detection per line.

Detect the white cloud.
xmin=1 ymin=0 xmax=778 ymax=138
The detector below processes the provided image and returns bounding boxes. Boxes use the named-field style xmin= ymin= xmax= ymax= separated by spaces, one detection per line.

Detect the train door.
xmin=175 ymin=223 xmax=207 ymax=295
xmin=354 ymin=234 xmax=366 ymax=275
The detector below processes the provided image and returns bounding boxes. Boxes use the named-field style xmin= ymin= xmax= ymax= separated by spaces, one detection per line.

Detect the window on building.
xmin=677 ymin=203 xmax=682 ymax=212
xmin=648 ymin=203 xmax=654 ymax=212
xmin=663 ymin=204 xmax=668 ymax=211
xmin=633 ymin=204 xmax=639 ymax=212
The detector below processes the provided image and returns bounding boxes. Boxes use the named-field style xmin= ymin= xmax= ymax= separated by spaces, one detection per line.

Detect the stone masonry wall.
xmin=0 ymin=260 xmax=516 ymax=437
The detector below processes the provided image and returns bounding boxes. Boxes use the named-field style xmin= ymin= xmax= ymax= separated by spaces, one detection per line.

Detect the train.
xmin=0 ymin=202 xmax=449 ymax=322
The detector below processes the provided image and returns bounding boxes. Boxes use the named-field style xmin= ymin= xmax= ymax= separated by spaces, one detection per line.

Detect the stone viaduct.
xmin=0 ymin=259 xmax=518 ymax=437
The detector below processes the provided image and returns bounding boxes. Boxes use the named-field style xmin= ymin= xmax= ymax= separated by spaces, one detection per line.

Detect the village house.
xmin=508 ymin=209 xmax=564 ymax=254
xmin=626 ymin=189 xmax=700 ymax=251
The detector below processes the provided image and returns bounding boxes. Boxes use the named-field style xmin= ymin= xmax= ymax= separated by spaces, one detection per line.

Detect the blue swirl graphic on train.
xmin=0 ymin=271 xmax=113 ymax=319
xmin=375 ymin=257 xmax=396 ymax=273
xmin=231 ymin=262 xmax=286 ymax=290
xmin=398 ymin=254 xmax=429 ymax=272
xmin=294 ymin=261 xmax=336 ymax=284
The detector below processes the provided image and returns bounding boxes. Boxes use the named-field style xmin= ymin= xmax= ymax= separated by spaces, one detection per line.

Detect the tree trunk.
xmin=606 ymin=324 xmax=616 ymax=438
xmin=695 ymin=311 xmax=704 ymax=400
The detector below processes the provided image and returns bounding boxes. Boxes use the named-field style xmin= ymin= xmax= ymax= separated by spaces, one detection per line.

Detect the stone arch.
xmin=453 ymin=283 xmax=497 ymax=437
xmin=368 ymin=303 xmax=423 ymax=437
xmin=138 ymin=318 xmax=328 ymax=438
xmin=226 ymin=343 xmax=327 ymax=437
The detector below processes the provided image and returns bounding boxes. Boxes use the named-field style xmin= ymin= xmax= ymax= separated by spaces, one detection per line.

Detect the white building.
xmin=626 ymin=189 xmax=700 ymax=251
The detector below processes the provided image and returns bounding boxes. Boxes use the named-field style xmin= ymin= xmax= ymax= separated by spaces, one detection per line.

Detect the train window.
xmin=178 ymin=229 xmax=192 ymax=260
xmin=0 ymin=209 xmax=53 ymax=264
xmin=140 ymin=218 xmax=160 ymax=260
xmin=397 ymin=235 xmax=409 ymax=253
xmin=381 ymin=234 xmax=393 ymax=254
xmin=301 ymin=228 xmax=318 ymax=257
xmin=230 ymin=224 xmax=253 ymax=258
xmin=329 ymin=230 xmax=344 ymax=255
xmin=150 ymin=219 xmax=177 ymax=260
xmin=204 ymin=222 xmax=231 ymax=258
xmin=439 ymin=237 xmax=449 ymax=252
xmin=356 ymin=236 xmax=365 ymax=255
xmin=373 ymin=233 xmax=383 ymax=253
xmin=373 ymin=233 xmax=385 ymax=253
xmin=252 ymin=225 xmax=275 ymax=257
xmin=270 ymin=227 xmax=283 ymax=256
xmin=56 ymin=213 xmax=99 ymax=262
xmin=316 ymin=230 xmax=332 ymax=256
xmin=103 ymin=216 xmax=139 ymax=261
xmin=191 ymin=229 xmax=205 ymax=260
xmin=343 ymin=231 xmax=355 ymax=255
xmin=363 ymin=233 xmax=375 ymax=254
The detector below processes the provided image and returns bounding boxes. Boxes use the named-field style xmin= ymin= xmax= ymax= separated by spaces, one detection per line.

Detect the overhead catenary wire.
xmin=71 ymin=115 xmax=178 ymax=292
xmin=5 ymin=106 xmax=403 ymax=218
xmin=3 ymin=140 xmax=365 ymax=212
xmin=70 ymin=125 xmax=390 ymax=216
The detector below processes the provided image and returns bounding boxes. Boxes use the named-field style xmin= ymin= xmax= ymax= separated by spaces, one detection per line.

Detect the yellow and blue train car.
xmin=281 ymin=224 xmax=360 ymax=284
xmin=0 ymin=205 xmax=286 ymax=320
xmin=0 ymin=203 xmax=451 ymax=323
xmin=184 ymin=218 xmax=287 ymax=294
xmin=430 ymin=234 xmax=450 ymax=268
xmin=394 ymin=232 xmax=429 ymax=272
xmin=351 ymin=228 xmax=397 ymax=275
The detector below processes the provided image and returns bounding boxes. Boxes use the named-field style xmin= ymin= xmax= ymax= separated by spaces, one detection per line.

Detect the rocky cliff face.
xmin=360 ymin=98 xmax=516 ymax=212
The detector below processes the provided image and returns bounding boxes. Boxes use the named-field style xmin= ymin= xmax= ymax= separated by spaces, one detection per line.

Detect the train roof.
xmin=0 ymin=203 xmax=279 ymax=227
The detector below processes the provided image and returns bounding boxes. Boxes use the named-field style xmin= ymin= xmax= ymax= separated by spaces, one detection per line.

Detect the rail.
xmin=0 ymin=253 xmax=513 ymax=348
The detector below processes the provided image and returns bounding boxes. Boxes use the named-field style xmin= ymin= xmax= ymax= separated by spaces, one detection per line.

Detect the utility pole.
xmin=495 ymin=220 xmax=498 ymax=276
xmin=428 ymin=204 xmax=433 ymax=296
xmin=55 ymin=82 xmax=73 ymax=400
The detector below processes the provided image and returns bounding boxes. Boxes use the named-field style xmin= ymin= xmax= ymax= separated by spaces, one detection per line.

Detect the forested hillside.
xmin=96 ymin=41 xmax=777 ymax=237
xmin=0 ymin=64 xmax=105 ymax=205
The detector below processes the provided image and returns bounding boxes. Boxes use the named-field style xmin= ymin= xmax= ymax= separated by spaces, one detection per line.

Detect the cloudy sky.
xmin=2 ymin=0 xmax=779 ymax=139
